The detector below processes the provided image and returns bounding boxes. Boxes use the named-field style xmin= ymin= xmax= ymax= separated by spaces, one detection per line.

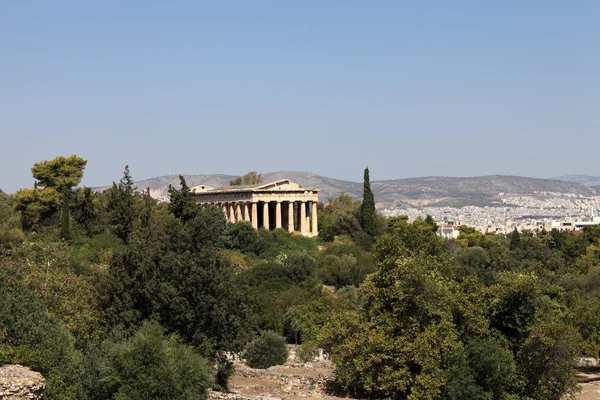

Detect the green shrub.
xmin=78 ymin=320 xmax=211 ymax=400
xmin=295 ymin=344 xmax=318 ymax=363
xmin=213 ymin=353 xmax=235 ymax=392
xmin=243 ymin=331 xmax=289 ymax=369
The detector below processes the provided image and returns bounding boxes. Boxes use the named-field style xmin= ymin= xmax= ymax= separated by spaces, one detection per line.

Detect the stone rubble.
xmin=0 ymin=365 xmax=45 ymax=400
xmin=209 ymin=348 xmax=340 ymax=400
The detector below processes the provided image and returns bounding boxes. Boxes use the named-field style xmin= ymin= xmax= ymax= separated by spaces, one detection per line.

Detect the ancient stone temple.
xmin=191 ymin=179 xmax=319 ymax=237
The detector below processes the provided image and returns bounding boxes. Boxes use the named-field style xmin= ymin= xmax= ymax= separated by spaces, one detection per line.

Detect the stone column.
xmin=228 ymin=203 xmax=235 ymax=223
xmin=300 ymin=201 xmax=306 ymax=234
xmin=220 ymin=203 xmax=227 ymax=219
xmin=243 ymin=203 xmax=250 ymax=222
xmin=312 ymin=201 xmax=318 ymax=237
xmin=275 ymin=201 xmax=282 ymax=229
xmin=235 ymin=202 xmax=242 ymax=222
xmin=287 ymin=201 xmax=294 ymax=232
xmin=305 ymin=202 xmax=311 ymax=235
xmin=251 ymin=202 xmax=258 ymax=229
xmin=263 ymin=202 xmax=270 ymax=229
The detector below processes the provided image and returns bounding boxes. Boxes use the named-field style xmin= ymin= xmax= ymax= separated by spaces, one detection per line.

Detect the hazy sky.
xmin=2 ymin=1 xmax=599 ymax=193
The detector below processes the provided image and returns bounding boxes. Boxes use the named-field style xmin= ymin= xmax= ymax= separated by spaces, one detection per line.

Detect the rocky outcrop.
xmin=0 ymin=365 xmax=45 ymax=399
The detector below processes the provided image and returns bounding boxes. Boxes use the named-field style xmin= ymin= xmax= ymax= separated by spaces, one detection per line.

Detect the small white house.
xmin=436 ymin=225 xmax=460 ymax=239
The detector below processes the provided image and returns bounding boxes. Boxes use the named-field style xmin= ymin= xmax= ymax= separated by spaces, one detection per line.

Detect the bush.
xmin=296 ymin=344 xmax=318 ymax=363
xmin=243 ymin=331 xmax=289 ymax=369
xmin=78 ymin=320 xmax=211 ymax=400
xmin=213 ymin=353 xmax=235 ymax=392
xmin=224 ymin=221 xmax=263 ymax=255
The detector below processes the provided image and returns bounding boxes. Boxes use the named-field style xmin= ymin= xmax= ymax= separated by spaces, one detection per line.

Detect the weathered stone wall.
xmin=0 ymin=365 xmax=45 ymax=400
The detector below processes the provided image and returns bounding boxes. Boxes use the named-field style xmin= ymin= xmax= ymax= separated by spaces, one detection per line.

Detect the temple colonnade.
xmin=192 ymin=179 xmax=319 ymax=237
xmin=198 ymin=200 xmax=317 ymax=236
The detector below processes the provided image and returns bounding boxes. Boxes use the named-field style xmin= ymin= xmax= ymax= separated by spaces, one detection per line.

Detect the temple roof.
xmin=191 ymin=179 xmax=318 ymax=194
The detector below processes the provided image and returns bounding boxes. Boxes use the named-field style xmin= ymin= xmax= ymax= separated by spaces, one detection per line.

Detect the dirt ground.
xmin=211 ymin=349 xmax=598 ymax=400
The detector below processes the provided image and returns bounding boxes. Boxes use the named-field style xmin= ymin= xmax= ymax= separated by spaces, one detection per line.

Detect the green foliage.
xmin=517 ymin=320 xmax=579 ymax=400
xmin=466 ymin=336 xmax=516 ymax=398
xmin=425 ymin=214 xmax=439 ymax=232
xmin=213 ymin=354 xmax=235 ymax=392
xmin=317 ymin=246 xmax=375 ymax=288
xmin=287 ymin=290 xmax=350 ymax=347
xmin=230 ymin=171 xmax=263 ymax=186
xmin=2 ymin=242 xmax=104 ymax=344
xmin=455 ymin=246 xmax=492 ymax=280
xmin=15 ymin=187 xmax=61 ymax=230
xmin=257 ymin=228 xmax=318 ymax=259
xmin=283 ymin=252 xmax=318 ymax=283
xmin=0 ymin=269 xmax=80 ymax=399
xmin=509 ymin=228 xmax=521 ymax=251
xmin=68 ymin=232 xmax=122 ymax=273
xmin=446 ymin=351 xmax=487 ymax=400
xmin=28 ymin=155 xmax=87 ymax=239
xmin=318 ymin=193 xmax=384 ymax=247
xmin=31 ymin=155 xmax=87 ymax=193
xmin=78 ymin=321 xmax=211 ymax=400
xmin=490 ymin=272 xmax=543 ymax=348
xmin=323 ymin=254 xmax=460 ymax=399
xmin=106 ymin=165 xmax=138 ymax=243
xmin=224 ymin=220 xmax=263 ymax=254
xmin=318 ymin=194 xmax=361 ymax=241
xmin=104 ymin=209 xmax=251 ymax=355
xmin=360 ymin=167 xmax=376 ymax=237
xmin=243 ymin=330 xmax=289 ymax=369
xmin=385 ymin=216 xmax=445 ymax=257
xmin=317 ymin=254 xmax=358 ymax=287
xmin=71 ymin=187 xmax=101 ymax=235
xmin=295 ymin=343 xmax=318 ymax=363
xmin=0 ymin=192 xmax=24 ymax=252
xmin=167 ymin=175 xmax=198 ymax=223
xmin=60 ymin=190 xmax=71 ymax=239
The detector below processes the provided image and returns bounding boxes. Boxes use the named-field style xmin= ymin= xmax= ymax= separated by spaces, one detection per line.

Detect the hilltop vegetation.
xmin=2 ymin=156 xmax=600 ymax=399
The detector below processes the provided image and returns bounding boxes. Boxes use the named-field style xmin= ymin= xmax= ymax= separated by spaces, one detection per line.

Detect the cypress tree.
xmin=361 ymin=167 xmax=376 ymax=237
xmin=509 ymin=228 xmax=521 ymax=251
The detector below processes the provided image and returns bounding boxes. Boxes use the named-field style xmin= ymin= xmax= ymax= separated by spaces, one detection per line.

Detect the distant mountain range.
xmin=97 ymin=172 xmax=598 ymax=208
xmin=551 ymin=174 xmax=600 ymax=187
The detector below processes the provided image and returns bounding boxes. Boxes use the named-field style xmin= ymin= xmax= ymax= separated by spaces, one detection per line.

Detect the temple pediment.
xmin=254 ymin=179 xmax=301 ymax=191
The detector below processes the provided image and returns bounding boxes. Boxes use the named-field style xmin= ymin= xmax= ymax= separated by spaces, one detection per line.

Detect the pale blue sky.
xmin=1 ymin=1 xmax=599 ymax=193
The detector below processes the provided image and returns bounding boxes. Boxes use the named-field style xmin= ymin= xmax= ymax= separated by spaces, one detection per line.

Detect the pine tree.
xmin=60 ymin=190 xmax=71 ymax=240
xmin=30 ymin=155 xmax=87 ymax=239
xmin=168 ymin=175 xmax=198 ymax=223
xmin=361 ymin=167 xmax=376 ymax=237
xmin=107 ymin=165 xmax=137 ymax=243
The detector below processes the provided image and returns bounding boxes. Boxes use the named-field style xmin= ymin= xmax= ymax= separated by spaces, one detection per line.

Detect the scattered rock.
xmin=0 ymin=365 xmax=45 ymax=400
xmin=576 ymin=358 xmax=600 ymax=368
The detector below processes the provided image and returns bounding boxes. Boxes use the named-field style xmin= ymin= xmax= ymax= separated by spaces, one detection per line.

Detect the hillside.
xmin=98 ymin=172 xmax=597 ymax=206
xmin=371 ymin=175 xmax=596 ymax=205
xmin=552 ymin=175 xmax=600 ymax=187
